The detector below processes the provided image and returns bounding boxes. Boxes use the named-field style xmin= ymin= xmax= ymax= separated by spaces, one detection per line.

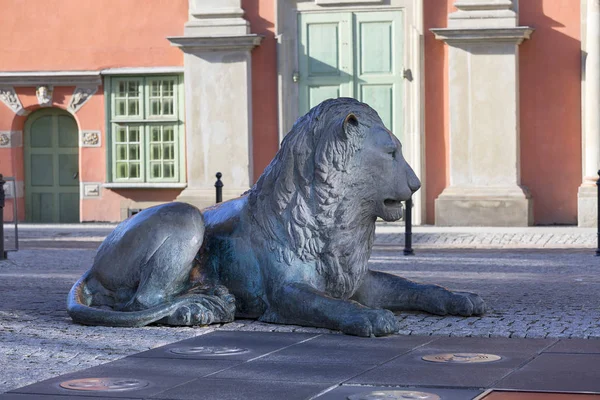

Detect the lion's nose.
xmin=407 ymin=169 xmax=421 ymax=193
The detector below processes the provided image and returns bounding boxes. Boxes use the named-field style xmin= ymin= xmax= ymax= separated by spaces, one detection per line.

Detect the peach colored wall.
xmin=243 ymin=0 xmax=280 ymax=182
xmin=519 ymin=0 xmax=582 ymax=225
xmin=0 ymin=0 xmax=188 ymax=222
xmin=0 ymin=0 xmax=187 ymax=71
xmin=423 ymin=0 xmax=452 ymax=224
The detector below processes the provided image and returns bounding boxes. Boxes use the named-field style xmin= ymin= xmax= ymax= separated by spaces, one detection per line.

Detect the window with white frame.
xmin=107 ymin=76 xmax=184 ymax=183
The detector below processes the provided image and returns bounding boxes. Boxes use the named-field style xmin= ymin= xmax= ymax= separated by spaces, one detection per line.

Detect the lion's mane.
xmin=247 ymin=98 xmax=384 ymax=299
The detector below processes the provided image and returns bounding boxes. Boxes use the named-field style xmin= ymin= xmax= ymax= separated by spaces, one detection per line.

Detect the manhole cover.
xmin=422 ymin=353 xmax=502 ymax=363
xmin=348 ymin=391 xmax=441 ymax=400
xmin=169 ymin=345 xmax=249 ymax=356
xmin=59 ymin=378 xmax=150 ymax=391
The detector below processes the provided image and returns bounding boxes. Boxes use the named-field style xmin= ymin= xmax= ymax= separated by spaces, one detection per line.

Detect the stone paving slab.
xmin=3 ymin=331 xmax=600 ymax=399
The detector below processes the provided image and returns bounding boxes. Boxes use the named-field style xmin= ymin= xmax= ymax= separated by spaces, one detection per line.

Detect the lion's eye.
xmin=389 ymin=150 xmax=397 ymax=160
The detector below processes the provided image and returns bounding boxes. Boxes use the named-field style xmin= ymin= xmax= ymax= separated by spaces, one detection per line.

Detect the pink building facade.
xmin=0 ymin=0 xmax=592 ymax=226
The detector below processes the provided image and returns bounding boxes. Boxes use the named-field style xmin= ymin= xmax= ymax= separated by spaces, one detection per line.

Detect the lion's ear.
xmin=343 ymin=113 xmax=359 ymax=139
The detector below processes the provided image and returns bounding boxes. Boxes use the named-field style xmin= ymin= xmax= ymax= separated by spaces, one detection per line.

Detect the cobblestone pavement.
xmin=375 ymin=225 xmax=599 ymax=249
xmin=1 ymin=225 xmax=599 ymax=393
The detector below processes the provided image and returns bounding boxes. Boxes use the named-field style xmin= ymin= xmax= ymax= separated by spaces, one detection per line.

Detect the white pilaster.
xmin=431 ymin=0 xmax=534 ymax=226
xmin=578 ymin=0 xmax=600 ymax=227
xmin=168 ymin=0 xmax=262 ymax=210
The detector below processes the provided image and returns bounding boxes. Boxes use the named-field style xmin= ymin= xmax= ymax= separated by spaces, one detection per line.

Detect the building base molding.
xmin=435 ymin=186 xmax=533 ymax=226
xmin=577 ymin=185 xmax=597 ymax=227
xmin=176 ymin=187 xmax=249 ymax=210
xmin=431 ymin=0 xmax=532 ymax=227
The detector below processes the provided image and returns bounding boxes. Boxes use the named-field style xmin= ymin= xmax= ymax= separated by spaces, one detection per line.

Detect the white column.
xmin=431 ymin=0 xmax=534 ymax=226
xmin=578 ymin=0 xmax=600 ymax=227
xmin=168 ymin=0 xmax=262 ymax=210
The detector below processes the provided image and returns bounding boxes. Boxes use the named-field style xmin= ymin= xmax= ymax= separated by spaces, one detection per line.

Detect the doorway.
xmin=24 ymin=108 xmax=80 ymax=223
xmin=298 ymin=10 xmax=404 ymax=141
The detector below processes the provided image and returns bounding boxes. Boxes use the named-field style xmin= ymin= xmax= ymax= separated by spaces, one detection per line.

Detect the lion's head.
xmin=248 ymin=98 xmax=420 ymax=297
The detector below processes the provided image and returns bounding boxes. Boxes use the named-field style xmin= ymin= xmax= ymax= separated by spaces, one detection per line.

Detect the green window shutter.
xmin=112 ymin=123 xmax=145 ymax=182
xmin=146 ymin=77 xmax=178 ymax=119
xmin=146 ymin=124 xmax=179 ymax=182
xmin=298 ymin=12 xmax=354 ymax=116
xmin=297 ymin=10 xmax=404 ymax=142
xmin=354 ymin=11 xmax=404 ymax=138
xmin=112 ymin=78 xmax=144 ymax=119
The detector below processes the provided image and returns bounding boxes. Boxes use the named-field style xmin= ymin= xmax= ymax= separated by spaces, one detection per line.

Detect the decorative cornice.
xmin=0 ymin=87 xmax=28 ymax=116
xmin=68 ymin=86 xmax=98 ymax=113
xmin=189 ymin=7 xmax=245 ymax=19
xmin=0 ymin=71 xmax=101 ymax=86
xmin=80 ymin=130 xmax=101 ymax=147
xmin=101 ymin=66 xmax=184 ymax=75
xmin=316 ymin=0 xmax=383 ymax=4
xmin=430 ymin=27 xmax=534 ymax=45
xmin=168 ymin=34 xmax=263 ymax=52
xmin=453 ymin=0 xmax=513 ymax=11
xmin=103 ymin=182 xmax=187 ymax=189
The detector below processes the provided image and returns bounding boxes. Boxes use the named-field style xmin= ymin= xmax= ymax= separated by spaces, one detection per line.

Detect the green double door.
xmin=25 ymin=109 xmax=80 ymax=223
xmin=298 ymin=11 xmax=404 ymax=140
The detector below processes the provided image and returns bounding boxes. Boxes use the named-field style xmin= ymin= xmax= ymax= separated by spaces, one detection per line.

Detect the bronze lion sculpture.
xmin=68 ymin=98 xmax=485 ymax=337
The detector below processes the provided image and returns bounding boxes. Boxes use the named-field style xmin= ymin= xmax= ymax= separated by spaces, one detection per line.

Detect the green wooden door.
xmin=298 ymin=11 xmax=404 ymax=140
xmin=25 ymin=109 xmax=80 ymax=223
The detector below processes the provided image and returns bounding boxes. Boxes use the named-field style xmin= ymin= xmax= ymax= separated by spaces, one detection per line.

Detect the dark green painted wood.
xmin=25 ymin=109 xmax=80 ymax=223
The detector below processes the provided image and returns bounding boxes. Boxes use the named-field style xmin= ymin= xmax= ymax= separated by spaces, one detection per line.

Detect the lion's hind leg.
xmin=159 ymin=286 xmax=236 ymax=326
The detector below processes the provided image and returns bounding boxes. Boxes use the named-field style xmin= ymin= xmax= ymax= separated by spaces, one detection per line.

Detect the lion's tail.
xmin=67 ymin=271 xmax=234 ymax=327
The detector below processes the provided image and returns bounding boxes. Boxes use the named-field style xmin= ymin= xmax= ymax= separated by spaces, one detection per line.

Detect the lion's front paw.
xmin=444 ymin=292 xmax=485 ymax=317
xmin=167 ymin=303 xmax=215 ymax=326
xmin=341 ymin=309 xmax=399 ymax=337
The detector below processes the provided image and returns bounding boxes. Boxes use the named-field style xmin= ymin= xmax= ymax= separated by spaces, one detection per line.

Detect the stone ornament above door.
xmin=68 ymin=86 xmax=98 ymax=113
xmin=36 ymin=85 xmax=53 ymax=107
xmin=0 ymin=87 xmax=28 ymax=116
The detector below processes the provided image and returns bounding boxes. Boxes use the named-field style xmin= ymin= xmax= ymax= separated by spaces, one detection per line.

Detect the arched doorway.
xmin=24 ymin=108 xmax=80 ymax=222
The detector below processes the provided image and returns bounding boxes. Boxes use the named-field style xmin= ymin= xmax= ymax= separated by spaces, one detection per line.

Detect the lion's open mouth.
xmin=383 ymin=199 xmax=403 ymax=208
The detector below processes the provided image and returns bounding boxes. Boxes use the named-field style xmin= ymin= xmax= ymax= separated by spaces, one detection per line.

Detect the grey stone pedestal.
xmin=168 ymin=1 xmax=262 ymax=209
xmin=431 ymin=0 xmax=533 ymax=226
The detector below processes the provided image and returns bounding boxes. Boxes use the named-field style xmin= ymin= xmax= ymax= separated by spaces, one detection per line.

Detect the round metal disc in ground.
xmin=59 ymin=378 xmax=150 ymax=391
xmin=169 ymin=345 xmax=249 ymax=356
xmin=347 ymin=390 xmax=441 ymax=400
xmin=421 ymin=353 xmax=502 ymax=363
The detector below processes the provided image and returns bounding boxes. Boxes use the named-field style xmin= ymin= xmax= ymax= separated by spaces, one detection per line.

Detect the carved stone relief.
xmin=0 ymin=87 xmax=27 ymax=115
xmin=0 ymin=132 xmax=10 ymax=147
xmin=0 ymin=131 xmax=22 ymax=148
xmin=82 ymin=183 xmax=101 ymax=198
xmin=80 ymin=130 xmax=101 ymax=147
xmin=68 ymin=86 xmax=98 ymax=113
xmin=36 ymin=85 xmax=54 ymax=107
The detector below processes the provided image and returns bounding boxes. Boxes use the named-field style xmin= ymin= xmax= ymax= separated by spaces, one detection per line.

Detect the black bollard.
xmin=403 ymin=197 xmax=414 ymax=256
xmin=596 ymin=170 xmax=600 ymax=256
xmin=0 ymin=174 xmax=5 ymax=260
xmin=215 ymin=172 xmax=223 ymax=204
